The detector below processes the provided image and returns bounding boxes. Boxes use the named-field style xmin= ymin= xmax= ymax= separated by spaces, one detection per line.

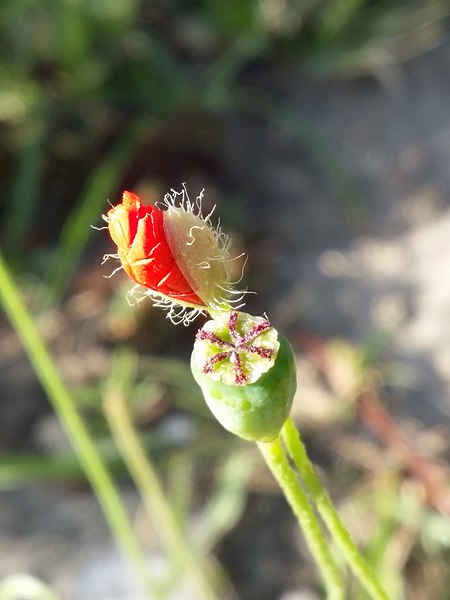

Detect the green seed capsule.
xmin=190 ymin=311 xmax=296 ymax=442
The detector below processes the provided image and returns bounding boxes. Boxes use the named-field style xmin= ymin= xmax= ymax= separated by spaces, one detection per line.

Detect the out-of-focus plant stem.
xmin=104 ymin=386 xmax=219 ymax=600
xmin=0 ymin=253 xmax=161 ymax=600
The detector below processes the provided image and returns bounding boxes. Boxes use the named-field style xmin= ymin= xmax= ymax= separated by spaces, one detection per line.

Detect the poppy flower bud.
xmin=106 ymin=189 xmax=246 ymax=324
xmin=107 ymin=191 xmax=204 ymax=307
xmin=191 ymin=311 xmax=296 ymax=442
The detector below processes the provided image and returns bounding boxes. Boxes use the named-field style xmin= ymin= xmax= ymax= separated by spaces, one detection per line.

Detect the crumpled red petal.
xmin=107 ymin=191 xmax=205 ymax=307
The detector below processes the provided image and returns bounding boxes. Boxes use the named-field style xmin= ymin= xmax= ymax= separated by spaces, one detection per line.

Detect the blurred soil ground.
xmin=225 ymin=37 xmax=450 ymax=426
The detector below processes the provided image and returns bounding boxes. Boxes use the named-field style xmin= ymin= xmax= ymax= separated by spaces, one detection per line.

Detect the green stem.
xmin=0 ymin=254 xmax=161 ymax=599
xmin=258 ymin=437 xmax=345 ymax=600
xmin=282 ymin=417 xmax=391 ymax=600
xmin=104 ymin=388 xmax=219 ymax=600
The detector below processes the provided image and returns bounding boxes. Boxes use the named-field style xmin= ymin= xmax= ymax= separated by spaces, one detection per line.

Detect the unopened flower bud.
xmin=191 ymin=311 xmax=296 ymax=442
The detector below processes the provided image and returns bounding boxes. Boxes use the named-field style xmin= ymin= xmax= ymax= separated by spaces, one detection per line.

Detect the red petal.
xmin=108 ymin=191 xmax=204 ymax=307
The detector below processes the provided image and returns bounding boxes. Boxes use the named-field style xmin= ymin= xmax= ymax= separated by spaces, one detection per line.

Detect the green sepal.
xmin=191 ymin=336 xmax=296 ymax=442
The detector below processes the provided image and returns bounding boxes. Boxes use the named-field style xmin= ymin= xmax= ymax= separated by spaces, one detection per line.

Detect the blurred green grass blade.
xmin=41 ymin=119 xmax=155 ymax=308
xmin=103 ymin=351 xmax=220 ymax=600
xmin=0 ymin=253 xmax=162 ymax=598
xmin=0 ymin=452 xmax=87 ymax=488
xmin=362 ymin=522 xmax=403 ymax=600
xmin=194 ymin=448 xmax=254 ymax=552
xmin=167 ymin=452 xmax=194 ymax=530
xmin=0 ymin=431 xmax=178 ymax=490
xmin=55 ymin=0 xmax=90 ymax=69
xmin=317 ymin=0 xmax=366 ymax=42
xmin=202 ymin=34 xmax=270 ymax=110
xmin=3 ymin=122 xmax=45 ymax=258
xmin=0 ymin=445 xmax=127 ymax=489
xmin=353 ymin=489 xmax=404 ymax=600
xmin=139 ymin=356 xmax=210 ymax=417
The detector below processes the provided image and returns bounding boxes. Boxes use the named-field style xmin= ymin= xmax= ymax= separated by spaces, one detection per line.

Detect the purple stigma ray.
xmin=228 ymin=311 xmax=244 ymax=345
xmin=242 ymin=319 xmax=271 ymax=343
xmin=196 ymin=329 xmax=235 ymax=349
xmin=203 ymin=351 xmax=232 ymax=374
xmin=198 ymin=311 xmax=274 ymax=386
xmin=247 ymin=344 xmax=273 ymax=360
xmin=232 ymin=351 xmax=247 ymax=385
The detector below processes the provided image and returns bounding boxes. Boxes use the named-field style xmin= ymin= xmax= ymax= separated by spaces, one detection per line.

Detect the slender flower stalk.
xmin=258 ymin=437 xmax=345 ymax=599
xmin=282 ymin=417 xmax=391 ymax=600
